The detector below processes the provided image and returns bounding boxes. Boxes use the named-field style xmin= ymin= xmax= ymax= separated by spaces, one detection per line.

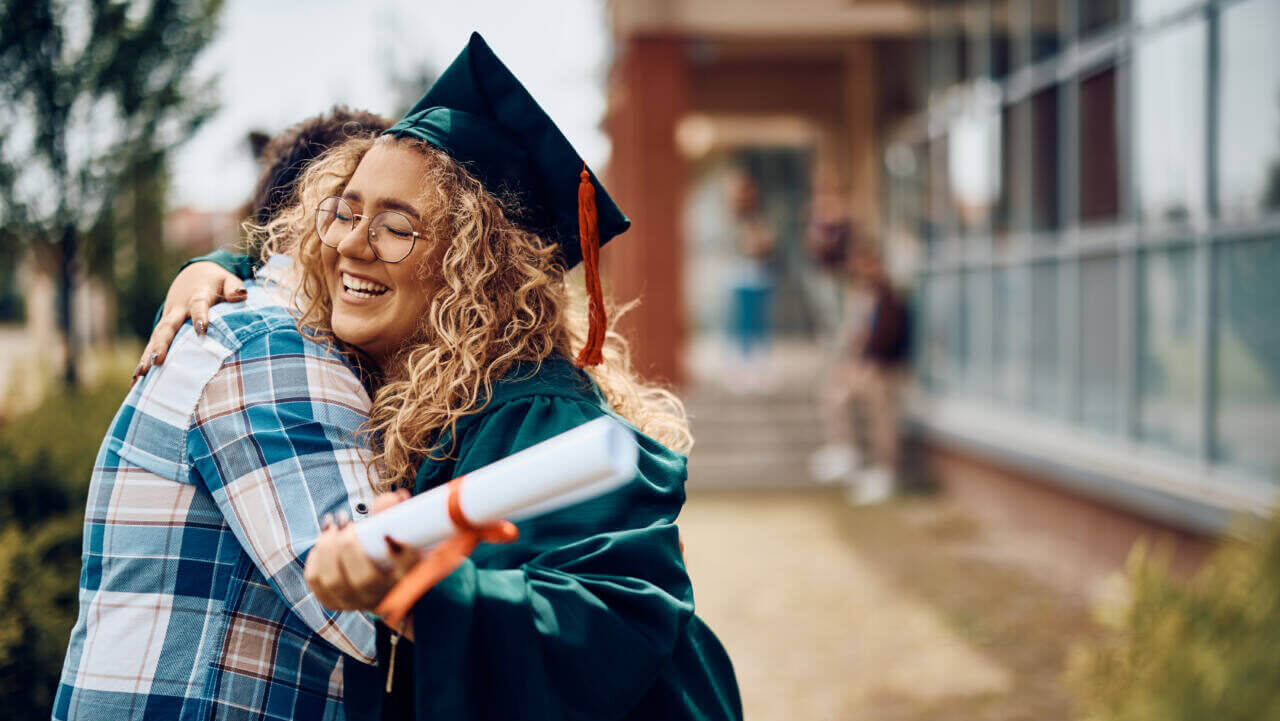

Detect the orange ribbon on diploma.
xmin=374 ymin=477 xmax=519 ymax=630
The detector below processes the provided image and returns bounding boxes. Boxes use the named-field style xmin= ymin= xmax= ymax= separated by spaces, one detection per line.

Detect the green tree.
xmin=0 ymin=0 xmax=223 ymax=385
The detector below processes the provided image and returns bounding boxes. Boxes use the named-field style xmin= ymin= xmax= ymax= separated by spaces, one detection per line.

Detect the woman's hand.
xmin=132 ymin=261 xmax=246 ymax=386
xmin=304 ymin=489 xmax=419 ymax=613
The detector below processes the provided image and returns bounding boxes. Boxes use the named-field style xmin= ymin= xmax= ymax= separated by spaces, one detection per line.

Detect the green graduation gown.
xmin=347 ymin=357 xmax=742 ymax=721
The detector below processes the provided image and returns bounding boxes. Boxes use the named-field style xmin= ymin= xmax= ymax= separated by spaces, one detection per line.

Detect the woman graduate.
xmin=153 ymin=33 xmax=742 ymax=721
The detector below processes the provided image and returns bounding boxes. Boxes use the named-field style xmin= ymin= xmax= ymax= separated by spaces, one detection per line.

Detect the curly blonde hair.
xmin=255 ymin=134 xmax=691 ymax=491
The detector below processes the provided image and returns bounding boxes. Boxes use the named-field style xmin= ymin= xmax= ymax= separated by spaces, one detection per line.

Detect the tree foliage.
xmin=0 ymin=0 xmax=223 ymax=384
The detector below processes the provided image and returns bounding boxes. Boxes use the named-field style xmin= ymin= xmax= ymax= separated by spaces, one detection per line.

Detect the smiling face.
xmin=322 ymin=141 xmax=441 ymax=366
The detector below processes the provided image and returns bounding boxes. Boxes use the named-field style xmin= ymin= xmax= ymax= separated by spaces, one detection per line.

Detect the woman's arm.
xmin=132 ymin=250 xmax=253 ymax=384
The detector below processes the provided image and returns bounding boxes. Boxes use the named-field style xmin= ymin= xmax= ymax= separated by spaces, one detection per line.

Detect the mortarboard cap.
xmin=383 ymin=32 xmax=629 ymax=270
xmin=384 ymin=32 xmax=622 ymax=365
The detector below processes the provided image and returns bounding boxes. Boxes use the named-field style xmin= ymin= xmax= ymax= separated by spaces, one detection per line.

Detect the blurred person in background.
xmin=725 ymin=169 xmax=777 ymax=391
xmin=810 ymin=244 xmax=911 ymax=504
xmin=803 ymin=165 xmax=855 ymax=342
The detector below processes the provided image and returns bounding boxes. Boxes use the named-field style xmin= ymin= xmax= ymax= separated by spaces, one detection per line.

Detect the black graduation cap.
xmin=383 ymin=32 xmax=630 ymax=270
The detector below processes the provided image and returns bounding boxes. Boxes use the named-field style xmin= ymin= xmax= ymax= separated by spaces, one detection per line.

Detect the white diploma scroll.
xmin=353 ymin=416 xmax=639 ymax=566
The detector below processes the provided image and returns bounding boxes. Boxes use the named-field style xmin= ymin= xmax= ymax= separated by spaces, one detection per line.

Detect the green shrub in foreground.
xmin=1069 ymin=514 xmax=1280 ymax=721
xmin=0 ymin=375 xmax=130 ymax=718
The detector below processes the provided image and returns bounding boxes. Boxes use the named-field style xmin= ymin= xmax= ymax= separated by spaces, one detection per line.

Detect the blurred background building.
xmin=604 ymin=0 xmax=1279 ymax=569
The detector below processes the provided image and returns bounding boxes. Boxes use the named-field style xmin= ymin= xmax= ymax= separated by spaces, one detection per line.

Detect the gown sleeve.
xmin=409 ymin=395 xmax=699 ymax=721
xmin=182 ymin=248 xmax=257 ymax=279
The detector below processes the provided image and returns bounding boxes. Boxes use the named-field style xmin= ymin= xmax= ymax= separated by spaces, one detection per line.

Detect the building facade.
xmin=888 ymin=0 xmax=1279 ymax=540
xmin=604 ymin=0 xmax=1277 ymax=564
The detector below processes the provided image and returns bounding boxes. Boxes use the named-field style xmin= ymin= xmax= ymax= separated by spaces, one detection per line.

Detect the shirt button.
xmin=354 ymin=502 xmax=369 ymax=515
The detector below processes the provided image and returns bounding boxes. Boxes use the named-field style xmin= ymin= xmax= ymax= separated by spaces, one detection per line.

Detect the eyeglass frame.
xmin=314 ymin=195 xmax=424 ymax=264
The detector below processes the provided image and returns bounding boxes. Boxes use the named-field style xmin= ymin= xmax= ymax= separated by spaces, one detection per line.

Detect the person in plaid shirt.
xmin=53 ymin=255 xmax=380 ymax=720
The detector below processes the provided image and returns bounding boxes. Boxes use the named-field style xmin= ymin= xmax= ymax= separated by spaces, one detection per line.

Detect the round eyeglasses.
xmin=315 ymin=196 xmax=422 ymax=263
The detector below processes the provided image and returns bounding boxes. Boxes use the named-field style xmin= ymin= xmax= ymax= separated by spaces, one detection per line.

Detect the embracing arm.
xmin=185 ymin=331 xmax=380 ymax=663
xmin=134 ymin=250 xmax=256 ymax=383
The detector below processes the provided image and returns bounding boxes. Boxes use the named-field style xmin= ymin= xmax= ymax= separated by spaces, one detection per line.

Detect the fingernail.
xmin=150 ymin=352 xmax=159 ymax=366
xmin=195 ymin=320 xmax=206 ymax=334
xmin=335 ymin=510 xmax=351 ymax=528
xmin=320 ymin=513 xmax=334 ymax=530
xmin=384 ymin=536 xmax=405 ymax=554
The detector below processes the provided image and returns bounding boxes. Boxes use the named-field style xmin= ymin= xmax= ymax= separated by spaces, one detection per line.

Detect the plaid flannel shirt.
xmin=55 ymin=258 xmax=379 ymax=721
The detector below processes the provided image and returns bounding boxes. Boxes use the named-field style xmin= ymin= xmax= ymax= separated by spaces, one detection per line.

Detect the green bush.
xmin=1069 ymin=515 xmax=1280 ymax=721
xmin=0 ymin=376 xmax=129 ymax=528
xmin=0 ymin=375 xmax=130 ymax=718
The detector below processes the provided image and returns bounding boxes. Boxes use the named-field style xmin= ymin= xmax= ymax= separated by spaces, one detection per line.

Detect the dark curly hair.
xmin=249 ymin=106 xmax=392 ymax=226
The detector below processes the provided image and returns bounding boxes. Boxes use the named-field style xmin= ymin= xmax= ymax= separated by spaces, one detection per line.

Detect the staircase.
xmin=683 ymin=339 xmax=829 ymax=490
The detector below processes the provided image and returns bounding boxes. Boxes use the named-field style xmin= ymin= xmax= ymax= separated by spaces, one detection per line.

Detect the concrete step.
xmin=688 ymin=402 xmax=821 ymax=426
xmin=690 ymin=424 xmax=825 ymax=455
xmin=687 ymin=447 xmax=825 ymax=490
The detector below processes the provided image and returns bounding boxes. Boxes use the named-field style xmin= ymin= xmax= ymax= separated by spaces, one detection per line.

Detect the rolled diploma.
xmin=353 ymin=416 xmax=639 ymax=566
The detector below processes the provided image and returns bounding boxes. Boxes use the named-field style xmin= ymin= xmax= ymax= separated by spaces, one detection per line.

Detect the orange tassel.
xmin=576 ymin=164 xmax=606 ymax=367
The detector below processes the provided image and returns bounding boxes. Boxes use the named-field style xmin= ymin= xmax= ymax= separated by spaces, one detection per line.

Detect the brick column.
xmin=602 ymin=36 xmax=689 ymax=387
xmin=845 ymin=40 xmax=880 ymax=241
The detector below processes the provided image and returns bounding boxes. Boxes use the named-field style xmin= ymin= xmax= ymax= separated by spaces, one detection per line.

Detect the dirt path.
xmin=680 ymin=489 xmax=1097 ymax=721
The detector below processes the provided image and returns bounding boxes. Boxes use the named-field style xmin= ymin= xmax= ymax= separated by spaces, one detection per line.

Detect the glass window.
xmin=1080 ymin=255 xmax=1123 ymax=431
xmin=930 ymin=136 xmax=956 ymax=246
xmin=1134 ymin=0 xmax=1199 ymax=25
xmin=1137 ymin=247 xmax=1199 ymax=454
xmin=911 ymin=140 xmax=934 ymax=247
xmin=924 ymin=272 xmax=968 ymax=389
xmin=995 ymin=103 xmax=1023 ymax=244
xmin=993 ymin=266 xmax=1029 ymax=402
xmin=966 ymin=269 xmax=993 ymax=391
xmin=1215 ymin=237 xmax=1280 ymax=482
xmin=929 ymin=6 xmax=967 ymax=92
xmin=1217 ymin=0 xmax=1280 ymax=222
xmin=1080 ymin=0 xmax=1125 ymax=37
xmin=991 ymin=0 xmax=1015 ymax=77
xmin=1029 ymin=262 xmax=1061 ymax=413
xmin=1134 ymin=21 xmax=1207 ymax=226
xmin=965 ymin=2 xmax=987 ymax=81
xmin=947 ymin=273 xmax=971 ymax=381
xmin=1030 ymin=0 xmax=1065 ymax=62
xmin=1031 ymin=86 xmax=1061 ymax=232
xmin=914 ymin=278 xmax=931 ymax=381
xmin=1079 ymin=67 xmax=1121 ymax=223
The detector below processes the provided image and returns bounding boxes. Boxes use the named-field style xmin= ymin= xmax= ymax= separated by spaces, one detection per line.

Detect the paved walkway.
xmin=680 ymin=489 xmax=1094 ymax=721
